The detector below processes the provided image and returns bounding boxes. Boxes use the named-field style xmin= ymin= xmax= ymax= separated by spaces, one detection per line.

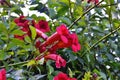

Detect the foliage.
xmin=0 ymin=0 xmax=120 ymax=80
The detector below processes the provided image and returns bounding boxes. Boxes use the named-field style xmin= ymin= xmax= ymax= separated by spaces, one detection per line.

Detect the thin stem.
xmin=97 ymin=3 xmax=118 ymax=8
xmin=0 ymin=60 xmax=30 ymax=68
xmin=68 ymin=0 xmax=73 ymax=19
xmin=68 ymin=0 xmax=104 ymax=29
xmin=90 ymin=26 xmax=120 ymax=49
xmin=81 ymin=25 xmax=120 ymax=57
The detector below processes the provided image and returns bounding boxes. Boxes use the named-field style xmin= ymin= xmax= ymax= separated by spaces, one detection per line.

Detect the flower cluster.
xmin=54 ymin=72 xmax=77 ymax=80
xmin=0 ymin=69 xmax=6 ymax=80
xmin=14 ymin=16 xmax=80 ymax=80
xmin=14 ymin=16 xmax=49 ymax=40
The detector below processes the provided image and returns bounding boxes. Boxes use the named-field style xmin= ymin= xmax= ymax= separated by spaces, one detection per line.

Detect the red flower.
xmin=35 ymin=20 xmax=50 ymax=33
xmin=71 ymin=33 xmax=81 ymax=52
xmin=54 ymin=72 xmax=77 ymax=80
xmin=31 ymin=20 xmax=48 ymax=40
xmin=54 ymin=72 xmax=69 ymax=80
xmin=45 ymin=54 xmax=66 ymax=68
xmin=39 ymin=24 xmax=81 ymax=53
xmin=50 ymin=33 xmax=81 ymax=52
xmin=35 ymin=39 xmax=41 ymax=48
xmin=0 ymin=69 xmax=6 ymax=80
xmin=56 ymin=24 xmax=69 ymax=43
xmin=40 ymin=24 xmax=69 ymax=48
xmin=14 ymin=16 xmax=28 ymax=27
xmin=14 ymin=16 xmax=31 ymax=40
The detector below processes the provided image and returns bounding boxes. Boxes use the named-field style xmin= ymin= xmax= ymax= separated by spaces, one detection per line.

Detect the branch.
xmin=90 ymin=26 xmax=120 ymax=49
xmin=81 ymin=25 xmax=120 ymax=57
xmin=0 ymin=60 xmax=30 ymax=68
xmin=68 ymin=0 xmax=104 ymax=29
xmin=97 ymin=3 xmax=118 ymax=8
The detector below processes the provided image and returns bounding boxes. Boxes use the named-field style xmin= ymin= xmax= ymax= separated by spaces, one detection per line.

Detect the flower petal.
xmin=60 ymin=35 xmax=68 ymax=43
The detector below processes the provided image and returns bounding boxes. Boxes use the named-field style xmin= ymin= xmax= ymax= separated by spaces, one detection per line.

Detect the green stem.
xmin=68 ymin=0 xmax=104 ymax=29
xmin=90 ymin=26 xmax=120 ymax=49
xmin=81 ymin=25 xmax=120 ymax=57
xmin=0 ymin=60 xmax=30 ymax=68
xmin=97 ymin=3 xmax=118 ymax=8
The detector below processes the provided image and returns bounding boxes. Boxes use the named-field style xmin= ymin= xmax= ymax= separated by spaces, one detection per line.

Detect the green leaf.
xmin=0 ymin=50 xmax=6 ymax=60
xmin=59 ymin=17 xmax=71 ymax=25
xmin=47 ymin=61 xmax=54 ymax=74
xmin=24 ymin=36 xmax=32 ymax=43
xmin=11 ymin=29 xmax=25 ymax=36
xmin=0 ymin=22 xmax=8 ymax=34
xmin=48 ymin=8 xmax=56 ymax=18
xmin=11 ymin=38 xmax=25 ymax=46
xmin=30 ymin=26 xmax=37 ymax=40
xmin=9 ymin=22 xmax=16 ymax=32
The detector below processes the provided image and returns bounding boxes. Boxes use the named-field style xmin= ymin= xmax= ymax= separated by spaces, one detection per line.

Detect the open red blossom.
xmin=14 ymin=16 xmax=28 ymax=27
xmin=14 ymin=16 xmax=31 ymax=40
xmin=31 ymin=20 xmax=48 ymax=40
xmin=45 ymin=54 xmax=66 ymax=68
xmin=54 ymin=72 xmax=77 ymax=80
xmin=50 ymin=33 xmax=81 ymax=52
xmin=0 ymin=69 xmax=6 ymax=80
xmin=56 ymin=24 xmax=69 ymax=43
xmin=35 ymin=20 xmax=50 ymax=33
xmin=40 ymin=24 xmax=69 ymax=48
xmin=14 ymin=22 xmax=31 ymax=40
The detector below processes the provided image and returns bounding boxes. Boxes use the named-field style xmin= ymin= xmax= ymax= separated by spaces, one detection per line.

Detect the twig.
xmin=97 ymin=3 xmax=118 ymax=8
xmin=68 ymin=0 xmax=104 ymax=29
xmin=90 ymin=26 xmax=120 ymax=49
xmin=0 ymin=60 xmax=30 ymax=68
